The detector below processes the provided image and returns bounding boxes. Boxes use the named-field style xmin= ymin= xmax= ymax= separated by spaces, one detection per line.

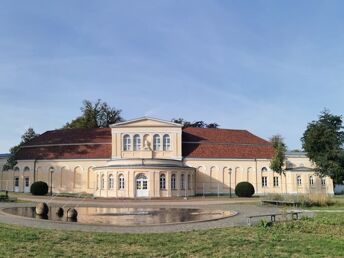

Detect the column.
xmin=166 ymin=171 xmax=171 ymax=197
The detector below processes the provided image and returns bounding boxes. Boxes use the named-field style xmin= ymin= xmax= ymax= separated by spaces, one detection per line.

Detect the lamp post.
xmin=49 ymin=167 xmax=54 ymax=196
xmin=229 ymin=168 xmax=232 ymax=198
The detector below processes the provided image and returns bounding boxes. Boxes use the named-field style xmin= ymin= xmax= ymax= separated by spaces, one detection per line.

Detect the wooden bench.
xmin=261 ymin=200 xmax=301 ymax=207
xmin=247 ymin=211 xmax=303 ymax=226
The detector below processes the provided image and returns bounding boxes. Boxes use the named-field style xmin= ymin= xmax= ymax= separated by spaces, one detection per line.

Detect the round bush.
xmin=30 ymin=181 xmax=49 ymax=196
xmin=235 ymin=182 xmax=255 ymax=197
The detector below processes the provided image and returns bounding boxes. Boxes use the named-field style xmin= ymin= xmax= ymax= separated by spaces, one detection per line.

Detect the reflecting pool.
xmin=3 ymin=206 xmax=235 ymax=226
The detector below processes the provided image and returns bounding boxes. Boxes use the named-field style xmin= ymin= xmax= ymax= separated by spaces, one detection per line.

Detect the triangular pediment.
xmin=286 ymin=166 xmax=314 ymax=172
xmin=110 ymin=117 xmax=182 ymax=128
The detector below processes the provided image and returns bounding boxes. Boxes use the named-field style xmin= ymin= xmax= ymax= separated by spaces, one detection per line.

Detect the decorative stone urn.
xmin=56 ymin=207 xmax=64 ymax=217
xmin=35 ymin=202 xmax=49 ymax=216
xmin=66 ymin=208 xmax=78 ymax=219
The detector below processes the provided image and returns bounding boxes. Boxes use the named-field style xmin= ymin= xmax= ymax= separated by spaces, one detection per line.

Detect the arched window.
xmin=101 ymin=174 xmax=105 ymax=189
xmin=133 ymin=134 xmax=141 ymax=151
xmin=14 ymin=167 xmax=20 ymax=172
xmin=108 ymin=175 xmax=114 ymax=189
xmin=181 ymin=174 xmax=185 ymax=190
xmin=123 ymin=134 xmax=131 ymax=151
xmin=24 ymin=167 xmax=30 ymax=172
xmin=321 ymin=177 xmax=326 ymax=186
xmin=153 ymin=134 xmax=161 ymax=151
xmin=261 ymin=167 xmax=268 ymax=172
xmin=163 ymin=134 xmax=171 ymax=151
xmin=119 ymin=174 xmax=125 ymax=190
xmin=309 ymin=176 xmax=314 ymax=186
xmin=171 ymin=174 xmax=176 ymax=190
xmin=297 ymin=176 xmax=302 ymax=186
xmin=160 ymin=174 xmax=166 ymax=190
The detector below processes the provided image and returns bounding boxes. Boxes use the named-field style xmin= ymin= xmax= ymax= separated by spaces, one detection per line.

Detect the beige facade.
xmin=0 ymin=117 xmax=334 ymax=197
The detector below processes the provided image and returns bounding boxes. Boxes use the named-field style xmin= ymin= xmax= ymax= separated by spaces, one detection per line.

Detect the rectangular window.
xmin=297 ymin=176 xmax=302 ymax=186
xmin=273 ymin=176 xmax=279 ymax=187
xmin=262 ymin=176 xmax=268 ymax=187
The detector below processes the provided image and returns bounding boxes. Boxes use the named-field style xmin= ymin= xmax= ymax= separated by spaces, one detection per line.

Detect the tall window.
xmin=181 ymin=174 xmax=185 ymax=190
xmin=171 ymin=174 xmax=176 ymax=190
xmin=14 ymin=177 xmax=19 ymax=187
xmin=273 ymin=176 xmax=279 ymax=187
xmin=119 ymin=174 xmax=125 ymax=190
xmin=123 ymin=134 xmax=131 ymax=151
xmin=160 ymin=174 xmax=166 ymax=190
xmin=24 ymin=177 xmax=30 ymax=187
xmin=297 ymin=176 xmax=302 ymax=186
xmin=187 ymin=174 xmax=191 ymax=189
xmin=262 ymin=176 xmax=268 ymax=187
xmin=108 ymin=175 xmax=114 ymax=189
xmin=101 ymin=175 xmax=105 ymax=189
xmin=321 ymin=178 xmax=326 ymax=187
xmin=96 ymin=175 xmax=99 ymax=189
xmin=309 ymin=176 xmax=314 ymax=186
xmin=163 ymin=134 xmax=171 ymax=151
xmin=133 ymin=134 xmax=141 ymax=151
xmin=153 ymin=134 xmax=161 ymax=151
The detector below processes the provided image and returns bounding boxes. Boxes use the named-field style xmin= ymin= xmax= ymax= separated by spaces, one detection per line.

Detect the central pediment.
xmin=110 ymin=117 xmax=182 ymax=128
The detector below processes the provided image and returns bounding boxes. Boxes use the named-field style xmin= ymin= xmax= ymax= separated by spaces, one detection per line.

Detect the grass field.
xmin=0 ymin=212 xmax=343 ymax=257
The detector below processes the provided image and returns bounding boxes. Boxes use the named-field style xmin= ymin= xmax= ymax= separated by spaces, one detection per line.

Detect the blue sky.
xmin=1 ymin=0 xmax=344 ymax=153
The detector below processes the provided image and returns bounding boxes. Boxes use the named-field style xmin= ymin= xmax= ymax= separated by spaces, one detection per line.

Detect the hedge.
xmin=235 ymin=182 xmax=255 ymax=197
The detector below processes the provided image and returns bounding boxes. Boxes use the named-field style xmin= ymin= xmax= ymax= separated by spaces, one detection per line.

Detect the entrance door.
xmin=24 ymin=177 xmax=30 ymax=193
xmin=136 ymin=174 xmax=148 ymax=197
xmin=14 ymin=177 xmax=19 ymax=192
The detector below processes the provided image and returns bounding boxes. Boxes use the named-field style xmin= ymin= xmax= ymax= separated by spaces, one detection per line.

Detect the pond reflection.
xmin=4 ymin=207 xmax=234 ymax=225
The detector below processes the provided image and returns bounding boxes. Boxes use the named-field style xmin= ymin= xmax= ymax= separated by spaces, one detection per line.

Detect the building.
xmin=0 ymin=117 xmax=334 ymax=197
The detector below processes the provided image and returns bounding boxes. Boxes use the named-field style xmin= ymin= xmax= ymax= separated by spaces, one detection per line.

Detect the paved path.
xmin=0 ymin=196 xmax=285 ymax=233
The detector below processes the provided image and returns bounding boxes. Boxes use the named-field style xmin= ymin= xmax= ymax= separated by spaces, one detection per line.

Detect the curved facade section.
xmin=93 ymin=164 xmax=195 ymax=198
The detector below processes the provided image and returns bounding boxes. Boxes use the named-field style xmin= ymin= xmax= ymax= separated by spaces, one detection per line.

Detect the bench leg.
xmin=271 ymin=215 xmax=276 ymax=222
xmin=247 ymin=218 xmax=251 ymax=226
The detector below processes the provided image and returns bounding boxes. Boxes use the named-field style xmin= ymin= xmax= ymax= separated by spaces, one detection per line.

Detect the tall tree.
xmin=3 ymin=128 xmax=39 ymax=171
xmin=171 ymin=118 xmax=219 ymax=128
xmin=64 ymin=99 xmax=124 ymax=129
xmin=301 ymin=110 xmax=344 ymax=184
xmin=269 ymin=135 xmax=287 ymax=175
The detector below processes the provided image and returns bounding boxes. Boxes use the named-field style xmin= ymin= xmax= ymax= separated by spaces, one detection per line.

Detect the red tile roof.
xmin=17 ymin=128 xmax=112 ymax=160
xmin=182 ymin=127 xmax=274 ymax=159
xmin=16 ymin=127 xmax=274 ymax=160
xmin=22 ymin=128 xmax=111 ymax=146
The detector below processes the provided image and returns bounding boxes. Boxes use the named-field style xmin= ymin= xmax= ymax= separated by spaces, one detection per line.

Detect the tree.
xmin=301 ymin=110 xmax=344 ymax=184
xmin=269 ymin=135 xmax=287 ymax=175
xmin=171 ymin=118 xmax=219 ymax=128
xmin=63 ymin=99 xmax=124 ymax=129
xmin=3 ymin=128 xmax=39 ymax=171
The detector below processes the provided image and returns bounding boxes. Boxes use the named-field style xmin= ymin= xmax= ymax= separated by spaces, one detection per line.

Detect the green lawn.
xmin=0 ymin=213 xmax=344 ymax=257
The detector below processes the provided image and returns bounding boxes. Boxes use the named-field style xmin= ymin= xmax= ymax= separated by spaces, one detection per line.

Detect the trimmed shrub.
xmin=235 ymin=182 xmax=255 ymax=197
xmin=30 ymin=181 xmax=49 ymax=196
